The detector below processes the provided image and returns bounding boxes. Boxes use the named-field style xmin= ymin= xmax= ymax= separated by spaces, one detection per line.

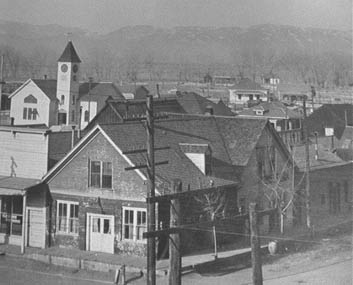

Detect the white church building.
xmin=9 ymin=41 xmax=124 ymax=129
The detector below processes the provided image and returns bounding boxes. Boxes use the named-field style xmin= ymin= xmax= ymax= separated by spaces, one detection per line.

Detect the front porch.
xmin=0 ymin=176 xmax=48 ymax=253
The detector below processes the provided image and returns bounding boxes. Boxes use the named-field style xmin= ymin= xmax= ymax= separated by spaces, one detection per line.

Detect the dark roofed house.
xmin=84 ymin=92 xmax=234 ymax=131
xmin=38 ymin=114 xmax=293 ymax=256
xmin=238 ymin=101 xmax=303 ymax=146
xmin=305 ymin=104 xmax=353 ymax=140
xmin=293 ymin=143 xmax=352 ymax=228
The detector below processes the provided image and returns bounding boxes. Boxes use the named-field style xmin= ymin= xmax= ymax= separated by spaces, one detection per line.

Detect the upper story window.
xmin=256 ymin=146 xmax=276 ymax=181
xmin=72 ymin=95 xmax=76 ymax=105
xmin=122 ymin=207 xmax=147 ymax=242
xmin=57 ymin=200 xmax=79 ymax=235
xmin=23 ymin=108 xmax=37 ymax=120
xmin=24 ymin=95 xmax=37 ymax=104
xmin=60 ymin=95 xmax=65 ymax=105
xmin=89 ymin=160 xmax=112 ymax=188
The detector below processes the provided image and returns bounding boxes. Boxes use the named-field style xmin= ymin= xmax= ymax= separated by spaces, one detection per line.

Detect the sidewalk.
xmin=0 ymin=243 xmax=265 ymax=276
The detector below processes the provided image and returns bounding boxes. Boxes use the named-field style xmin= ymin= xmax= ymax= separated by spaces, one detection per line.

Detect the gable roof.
xmin=230 ymin=78 xmax=267 ymax=91
xmin=32 ymin=79 xmax=58 ymax=101
xmin=305 ymin=104 xmax=353 ymax=139
xmin=58 ymin=41 xmax=81 ymax=63
xmin=238 ymin=101 xmax=302 ymax=119
xmin=78 ymin=82 xmax=124 ymax=100
xmin=9 ymin=79 xmax=58 ymax=101
xmin=176 ymin=92 xmax=234 ymax=116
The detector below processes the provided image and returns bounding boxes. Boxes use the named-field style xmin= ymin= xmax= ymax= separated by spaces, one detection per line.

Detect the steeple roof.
xmin=58 ymin=41 xmax=81 ymax=63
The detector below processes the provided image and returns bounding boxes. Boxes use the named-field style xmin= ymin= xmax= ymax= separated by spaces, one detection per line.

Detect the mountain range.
xmin=0 ymin=20 xmax=351 ymax=83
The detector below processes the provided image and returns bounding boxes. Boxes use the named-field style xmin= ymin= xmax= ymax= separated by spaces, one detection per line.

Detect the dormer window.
xmin=179 ymin=143 xmax=212 ymax=175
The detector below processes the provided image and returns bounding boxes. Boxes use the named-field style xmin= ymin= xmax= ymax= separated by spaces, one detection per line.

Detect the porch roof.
xmin=0 ymin=176 xmax=42 ymax=196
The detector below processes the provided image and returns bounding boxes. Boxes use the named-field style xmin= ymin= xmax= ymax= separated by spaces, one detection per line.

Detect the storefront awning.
xmin=0 ymin=176 xmax=42 ymax=196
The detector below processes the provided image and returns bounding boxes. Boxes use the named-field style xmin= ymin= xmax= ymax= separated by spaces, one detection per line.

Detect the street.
xmin=0 ymin=254 xmax=351 ymax=285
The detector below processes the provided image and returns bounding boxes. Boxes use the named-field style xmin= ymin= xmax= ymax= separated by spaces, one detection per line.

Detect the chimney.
xmin=205 ymin=105 xmax=214 ymax=116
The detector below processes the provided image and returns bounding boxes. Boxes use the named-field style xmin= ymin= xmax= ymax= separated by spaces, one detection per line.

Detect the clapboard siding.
xmin=0 ymin=130 xmax=48 ymax=179
xmin=10 ymin=81 xmax=51 ymax=126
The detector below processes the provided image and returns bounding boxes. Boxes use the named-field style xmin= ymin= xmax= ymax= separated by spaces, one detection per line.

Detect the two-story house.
xmin=36 ymin=114 xmax=293 ymax=256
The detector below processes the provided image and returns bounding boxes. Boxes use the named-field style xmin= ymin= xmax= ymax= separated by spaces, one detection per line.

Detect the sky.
xmin=0 ymin=0 xmax=351 ymax=34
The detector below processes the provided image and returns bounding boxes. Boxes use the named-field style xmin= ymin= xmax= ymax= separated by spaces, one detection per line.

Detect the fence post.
xmin=169 ymin=179 xmax=182 ymax=285
xmin=249 ymin=203 xmax=263 ymax=285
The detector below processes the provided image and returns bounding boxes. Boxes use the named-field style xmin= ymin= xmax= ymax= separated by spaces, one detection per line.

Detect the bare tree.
xmin=194 ymin=189 xmax=227 ymax=259
xmin=259 ymin=147 xmax=305 ymax=234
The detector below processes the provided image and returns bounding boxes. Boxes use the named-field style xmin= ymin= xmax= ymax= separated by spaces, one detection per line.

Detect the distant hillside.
xmin=0 ymin=20 xmax=351 ymax=86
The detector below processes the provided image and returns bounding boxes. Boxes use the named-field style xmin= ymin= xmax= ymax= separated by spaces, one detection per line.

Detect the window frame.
xmin=89 ymin=160 xmax=113 ymax=189
xmin=122 ymin=207 xmax=147 ymax=243
xmin=56 ymin=200 xmax=79 ymax=236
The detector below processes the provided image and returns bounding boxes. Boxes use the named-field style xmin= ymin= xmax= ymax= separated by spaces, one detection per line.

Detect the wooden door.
xmin=88 ymin=214 xmax=114 ymax=254
xmin=27 ymin=208 xmax=45 ymax=248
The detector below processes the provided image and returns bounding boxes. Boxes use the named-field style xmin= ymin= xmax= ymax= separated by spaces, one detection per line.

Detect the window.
xmin=89 ymin=160 xmax=112 ymax=188
xmin=60 ymin=95 xmax=65 ymax=105
xmin=71 ymin=110 xmax=75 ymax=122
xmin=237 ymin=94 xmax=242 ymax=100
xmin=249 ymin=94 xmax=254 ymax=101
xmin=72 ymin=95 xmax=76 ymax=105
xmin=123 ymin=207 xmax=147 ymax=241
xmin=23 ymin=108 xmax=38 ymax=120
xmin=73 ymin=75 xmax=77 ymax=82
xmin=256 ymin=146 xmax=276 ymax=181
xmin=84 ymin=110 xmax=89 ymax=122
xmin=57 ymin=201 xmax=79 ymax=234
xmin=24 ymin=95 xmax=37 ymax=104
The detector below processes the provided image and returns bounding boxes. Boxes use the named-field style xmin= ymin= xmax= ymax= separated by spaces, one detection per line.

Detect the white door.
xmin=27 ymin=208 xmax=45 ymax=248
xmin=87 ymin=214 xmax=114 ymax=254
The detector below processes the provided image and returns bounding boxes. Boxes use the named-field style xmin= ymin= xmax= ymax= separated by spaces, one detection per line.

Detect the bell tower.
xmin=56 ymin=41 xmax=81 ymax=125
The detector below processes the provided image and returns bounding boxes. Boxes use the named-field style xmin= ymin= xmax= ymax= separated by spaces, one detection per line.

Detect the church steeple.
xmin=58 ymin=41 xmax=81 ymax=63
xmin=56 ymin=41 xmax=81 ymax=126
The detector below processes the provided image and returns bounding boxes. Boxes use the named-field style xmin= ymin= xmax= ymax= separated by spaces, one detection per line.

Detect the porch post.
xmin=21 ymin=193 xmax=27 ymax=254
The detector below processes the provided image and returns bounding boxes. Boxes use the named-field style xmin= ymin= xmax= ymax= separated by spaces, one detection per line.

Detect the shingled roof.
xmin=230 ymin=78 xmax=267 ymax=91
xmin=305 ymin=104 xmax=353 ymax=139
xmin=58 ymin=41 xmax=81 ymax=63
xmin=238 ymin=101 xmax=302 ymax=119
xmin=176 ymin=92 xmax=234 ymax=116
xmin=32 ymin=79 xmax=58 ymax=101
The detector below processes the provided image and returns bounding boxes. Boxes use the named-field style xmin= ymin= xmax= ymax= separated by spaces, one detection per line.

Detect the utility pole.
xmin=0 ymin=55 xmax=4 ymax=110
xmin=302 ymin=98 xmax=312 ymax=233
xmin=249 ymin=203 xmax=263 ymax=285
xmin=146 ymin=94 xmax=156 ymax=285
xmin=123 ymin=97 xmax=170 ymax=285
xmin=169 ymin=180 xmax=182 ymax=285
